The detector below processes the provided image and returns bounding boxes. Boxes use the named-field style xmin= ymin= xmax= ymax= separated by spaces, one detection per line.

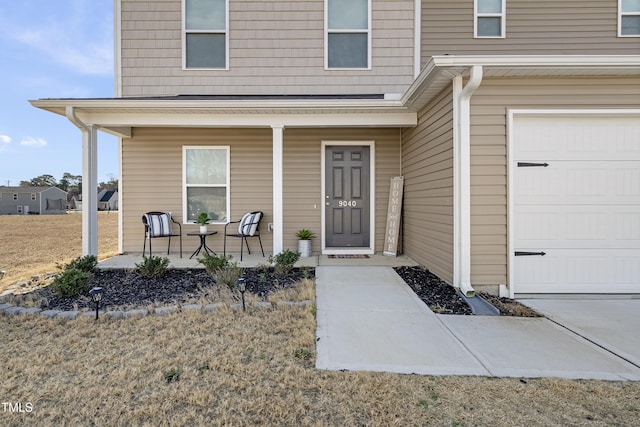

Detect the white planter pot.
xmin=298 ymin=240 xmax=312 ymax=257
xmin=199 ymin=225 xmax=208 ymax=234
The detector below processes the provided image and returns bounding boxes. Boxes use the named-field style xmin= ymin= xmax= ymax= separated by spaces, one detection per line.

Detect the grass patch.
xmin=1 ymin=309 xmax=639 ymax=425
xmin=0 ymin=212 xmax=118 ymax=294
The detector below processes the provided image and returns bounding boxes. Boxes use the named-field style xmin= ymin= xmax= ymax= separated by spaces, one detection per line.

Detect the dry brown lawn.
xmin=1 ymin=214 xmax=639 ymax=425
xmin=0 ymin=212 xmax=118 ymax=294
xmin=1 ymin=309 xmax=639 ymax=426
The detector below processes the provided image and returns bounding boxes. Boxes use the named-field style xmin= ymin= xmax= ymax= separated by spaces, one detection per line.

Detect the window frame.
xmin=182 ymin=146 xmax=231 ymax=225
xmin=13 ymin=193 xmax=18 ymax=201
xmin=324 ymin=0 xmax=372 ymax=70
xmin=31 ymin=193 xmax=36 ymax=201
xmin=619 ymin=0 xmax=640 ymax=37
xmin=474 ymin=0 xmax=506 ymax=39
xmin=182 ymin=0 xmax=230 ymax=70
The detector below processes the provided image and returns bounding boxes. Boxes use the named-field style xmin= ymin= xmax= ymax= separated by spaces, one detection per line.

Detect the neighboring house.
xmin=31 ymin=0 xmax=640 ymax=297
xmin=0 ymin=186 xmax=68 ymax=215
xmin=73 ymin=190 xmax=119 ymax=211
xmin=98 ymin=189 xmax=118 ymax=211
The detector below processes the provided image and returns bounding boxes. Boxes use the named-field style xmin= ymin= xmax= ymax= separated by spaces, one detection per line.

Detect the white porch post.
xmin=272 ymin=125 xmax=284 ymax=255
xmin=82 ymin=125 xmax=99 ymax=256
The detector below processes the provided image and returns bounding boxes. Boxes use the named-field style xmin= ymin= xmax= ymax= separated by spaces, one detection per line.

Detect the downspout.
xmin=66 ymin=106 xmax=99 ymax=256
xmin=453 ymin=65 xmax=483 ymax=297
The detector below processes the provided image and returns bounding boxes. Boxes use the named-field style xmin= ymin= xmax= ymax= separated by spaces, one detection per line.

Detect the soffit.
xmin=30 ymin=55 xmax=640 ymax=130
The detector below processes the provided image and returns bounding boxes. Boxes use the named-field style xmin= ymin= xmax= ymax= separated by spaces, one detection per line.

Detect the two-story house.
xmin=0 ymin=186 xmax=68 ymax=215
xmin=31 ymin=0 xmax=640 ymax=297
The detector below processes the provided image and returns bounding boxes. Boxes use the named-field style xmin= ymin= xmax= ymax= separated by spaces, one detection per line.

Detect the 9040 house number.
xmin=338 ymin=200 xmax=357 ymax=207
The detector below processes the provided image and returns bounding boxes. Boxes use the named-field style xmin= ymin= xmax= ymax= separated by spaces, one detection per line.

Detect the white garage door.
xmin=512 ymin=114 xmax=640 ymax=294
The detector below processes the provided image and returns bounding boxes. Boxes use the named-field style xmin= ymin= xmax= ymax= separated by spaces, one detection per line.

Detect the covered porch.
xmin=98 ymin=252 xmax=419 ymax=270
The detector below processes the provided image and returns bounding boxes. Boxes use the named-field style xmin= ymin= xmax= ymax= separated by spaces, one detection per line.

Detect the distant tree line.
xmin=6 ymin=173 xmax=119 ymax=199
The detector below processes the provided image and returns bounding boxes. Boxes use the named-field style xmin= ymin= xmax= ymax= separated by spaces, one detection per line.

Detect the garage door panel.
xmin=512 ymin=114 xmax=640 ymax=294
xmin=515 ymin=249 xmax=640 ymax=293
xmin=515 ymin=161 xmax=640 ymax=205
xmin=514 ymin=117 xmax=640 ymax=161
xmin=515 ymin=205 xmax=640 ymax=249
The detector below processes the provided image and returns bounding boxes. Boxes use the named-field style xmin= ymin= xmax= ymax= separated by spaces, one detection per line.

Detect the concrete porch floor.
xmin=98 ymin=252 xmax=419 ymax=269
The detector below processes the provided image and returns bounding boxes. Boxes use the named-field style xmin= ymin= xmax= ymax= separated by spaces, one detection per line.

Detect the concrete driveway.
xmin=315 ymin=266 xmax=640 ymax=381
xmin=519 ymin=298 xmax=640 ymax=368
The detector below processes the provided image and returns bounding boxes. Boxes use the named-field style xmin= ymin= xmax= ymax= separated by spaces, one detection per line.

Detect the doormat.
xmin=328 ymin=255 xmax=370 ymax=259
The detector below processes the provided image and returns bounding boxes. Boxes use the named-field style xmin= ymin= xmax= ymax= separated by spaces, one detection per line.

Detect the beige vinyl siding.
xmin=422 ymin=0 xmax=639 ymax=62
xmin=282 ymin=128 xmax=401 ymax=253
xmin=121 ymin=126 xmax=401 ymax=255
xmin=120 ymin=0 xmax=414 ymax=97
xmin=470 ymin=76 xmax=640 ymax=286
xmin=400 ymin=86 xmax=455 ymax=284
xmin=121 ymin=128 xmax=273 ymax=255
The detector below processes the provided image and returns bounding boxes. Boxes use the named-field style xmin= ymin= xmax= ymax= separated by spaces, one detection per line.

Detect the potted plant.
xmin=295 ymin=229 xmax=316 ymax=257
xmin=196 ymin=212 xmax=210 ymax=233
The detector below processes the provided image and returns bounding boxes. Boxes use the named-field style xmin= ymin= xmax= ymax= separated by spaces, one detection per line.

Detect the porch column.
xmin=66 ymin=106 xmax=99 ymax=256
xmin=272 ymin=125 xmax=284 ymax=255
xmin=82 ymin=125 xmax=99 ymax=256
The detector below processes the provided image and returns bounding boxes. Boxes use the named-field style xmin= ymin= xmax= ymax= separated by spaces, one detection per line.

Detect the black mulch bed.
xmin=394 ymin=266 xmax=473 ymax=315
xmin=25 ymin=267 xmax=315 ymax=312
xmin=394 ymin=266 xmax=541 ymax=317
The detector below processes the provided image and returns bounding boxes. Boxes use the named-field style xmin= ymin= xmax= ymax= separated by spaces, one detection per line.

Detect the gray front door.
xmin=325 ymin=145 xmax=370 ymax=247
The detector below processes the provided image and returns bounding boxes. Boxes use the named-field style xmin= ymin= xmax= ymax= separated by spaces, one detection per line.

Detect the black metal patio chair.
xmin=223 ymin=211 xmax=265 ymax=261
xmin=142 ymin=211 xmax=182 ymax=258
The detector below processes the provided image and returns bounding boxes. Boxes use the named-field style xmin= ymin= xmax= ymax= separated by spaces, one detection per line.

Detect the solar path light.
xmin=89 ymin=287 xmax=104 ymax=320
xmin=236 ymin=278 xmax=246 ymax=311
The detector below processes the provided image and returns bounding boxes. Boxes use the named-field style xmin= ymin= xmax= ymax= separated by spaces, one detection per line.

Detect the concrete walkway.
xmin=315 ymin=266 xmax=640 ymax=381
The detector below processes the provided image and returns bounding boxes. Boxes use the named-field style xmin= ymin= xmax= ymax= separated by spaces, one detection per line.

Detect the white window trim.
xmin=324 ymin=0 xmax=372 ymax=70
xmin=182 ymin=146 xmax=231 ymax=225
xmin=182 ymin=0 xmax=230 ymax=70
xmin=474 ymin=0 xmax=506 ymax=39
xmin=619 ymin=0 xmax=640 ymax=37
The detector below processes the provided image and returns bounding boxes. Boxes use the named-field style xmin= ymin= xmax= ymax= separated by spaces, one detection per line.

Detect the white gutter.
xmin=453 ymin=65 xmax=483 ymax=297
xmin=66 ymin=106 xmax=99 ymax=257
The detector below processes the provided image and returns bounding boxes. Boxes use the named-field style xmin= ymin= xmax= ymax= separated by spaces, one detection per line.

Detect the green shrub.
xmin=58 ymin=255 xmax=98 ymax=273
xmin=212 ymin=263 xmax=242 ymax=290
xmin=198 ymin=253 xmax=232 ymax=277
xmin=269 ymin=249 xmax=300 ymax=275
xmin=51 ymin=268 xmax=93 ymax=297
xmin=135 ymin=256 xmax=170 ymax=278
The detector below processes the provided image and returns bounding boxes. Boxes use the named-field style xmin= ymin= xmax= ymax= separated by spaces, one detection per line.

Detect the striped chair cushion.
xmin=146 ymin=213 xmax=172 ymax=237
xmin=238 ymin=212 xmax=261 ymax=236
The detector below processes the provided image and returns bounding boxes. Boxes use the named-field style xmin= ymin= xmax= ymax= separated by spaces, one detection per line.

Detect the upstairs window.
xmin=31 ymin=193 xmax=36 ymax=201
xmin=620 ymin=0 xmax=640 ymax=36
xmin=13 ymin=193 xmax=18 ymax=201
xmin=184 ymin=0 xmax=228 ymax=69
xmin=183 ymin=146 xmax=230 ymax=224
xmin=326 ymin=0 xmax=371 ymax=69
xmin=475 ymin=0 xmax=505 ymax=38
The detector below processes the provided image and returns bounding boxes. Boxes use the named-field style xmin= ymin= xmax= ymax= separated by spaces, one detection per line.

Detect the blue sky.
xmin=0 ymin=0 xmax=118 ymax=187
